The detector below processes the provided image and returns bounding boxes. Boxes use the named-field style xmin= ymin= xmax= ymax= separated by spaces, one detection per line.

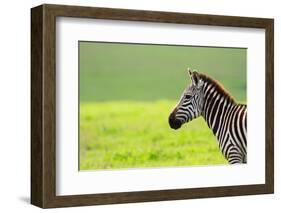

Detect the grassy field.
xmin=80 ymin=101 xmax=228 ymax=170
xmin=79 ymin=42 xmax=246 ymax=170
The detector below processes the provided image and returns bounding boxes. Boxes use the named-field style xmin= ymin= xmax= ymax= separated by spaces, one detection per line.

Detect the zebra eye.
xmin=185 ymin=94 xmax=192 ymax=99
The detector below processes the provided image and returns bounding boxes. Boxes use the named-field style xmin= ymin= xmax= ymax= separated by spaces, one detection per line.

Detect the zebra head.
xmin=169 ymin=69 xmax=204 ymax=130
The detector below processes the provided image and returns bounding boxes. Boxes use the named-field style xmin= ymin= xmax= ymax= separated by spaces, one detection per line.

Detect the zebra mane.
xmin=198 ymin=73 xmax=236 ymax=104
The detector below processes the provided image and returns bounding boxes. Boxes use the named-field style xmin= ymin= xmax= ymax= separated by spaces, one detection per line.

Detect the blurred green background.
xmin=79 ymin=41 xmax=246 ymax=170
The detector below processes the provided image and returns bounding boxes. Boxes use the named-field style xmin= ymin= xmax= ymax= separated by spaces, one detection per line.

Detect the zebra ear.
xmin=187 ymin=68 xmax=193 ymax=77
xmin=197 ymin=79 xmax=204 ymax=88
xmin=187 ymin=68 xmax=196 ymax=84
xmin=188 ymin=69 xmax=199 ymax=86
xmin=188 ymin=68 xmax=202 ymax=88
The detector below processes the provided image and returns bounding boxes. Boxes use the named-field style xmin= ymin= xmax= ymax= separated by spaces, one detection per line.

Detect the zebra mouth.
xmin=168 ymin=115 xmax=182 ymax=130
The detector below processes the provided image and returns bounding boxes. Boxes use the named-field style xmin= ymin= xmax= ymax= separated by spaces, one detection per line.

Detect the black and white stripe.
xmin=169 ymin=69 xmax=247 ymax=164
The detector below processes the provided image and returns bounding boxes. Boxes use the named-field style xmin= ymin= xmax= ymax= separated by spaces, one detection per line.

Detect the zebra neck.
xmin=201 ymin=85 xmax=236 ymax=136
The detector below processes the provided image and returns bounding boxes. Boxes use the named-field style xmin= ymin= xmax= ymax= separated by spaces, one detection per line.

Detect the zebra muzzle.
xmin=168 ymin=113 xmax=182 ymax=130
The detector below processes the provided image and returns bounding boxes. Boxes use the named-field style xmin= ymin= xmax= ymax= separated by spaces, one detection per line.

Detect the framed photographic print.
xmin=31 ymin=4 xmax=274 ymax=208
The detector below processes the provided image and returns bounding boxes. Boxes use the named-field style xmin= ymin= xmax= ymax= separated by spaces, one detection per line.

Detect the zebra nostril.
xmin=169 ymin=113 xmax=182 ymax=130
xmin=169 ymin=114 xmax=173 ymax=123
xmin=169 ymin=112 xmax=175 ymax=123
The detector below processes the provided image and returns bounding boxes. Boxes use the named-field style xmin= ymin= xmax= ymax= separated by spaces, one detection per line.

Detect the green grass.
xmin=80 ymin=101 xmax=228 ymax=170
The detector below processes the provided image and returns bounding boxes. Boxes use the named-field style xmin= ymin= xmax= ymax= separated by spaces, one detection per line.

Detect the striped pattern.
xmin=169 ymin=70 xmax=247 ymax=164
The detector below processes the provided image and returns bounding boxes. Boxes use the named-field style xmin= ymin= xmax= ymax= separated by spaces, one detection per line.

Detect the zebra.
xmin=168 ymin=69 xmax=247 ymax=164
